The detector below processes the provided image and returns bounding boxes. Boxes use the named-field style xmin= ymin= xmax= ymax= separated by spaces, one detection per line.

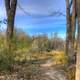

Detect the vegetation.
xmin=0 ymin=30 xmax=75 ymax=80
xmin=0 ymin=0 xmax=78 ymax=80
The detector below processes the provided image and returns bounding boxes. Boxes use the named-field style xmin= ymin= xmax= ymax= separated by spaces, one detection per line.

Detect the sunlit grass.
xmin=50 ymin=50 xmax=68 ymax=65
xmin=14 ymin=49 xmax=68 ymax=65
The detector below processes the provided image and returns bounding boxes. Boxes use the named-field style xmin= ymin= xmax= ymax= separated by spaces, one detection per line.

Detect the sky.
xmin=0 ymin=0 xmax=66 ymax=39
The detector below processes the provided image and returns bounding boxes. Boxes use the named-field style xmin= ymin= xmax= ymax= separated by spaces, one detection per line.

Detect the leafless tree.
xmin=4 ymin=0 xmax=17 ymax=49
xmin=66 ymin=0 xmax=72 ymax=56
xmin=76 ymin=0 xmax=80 ymax=80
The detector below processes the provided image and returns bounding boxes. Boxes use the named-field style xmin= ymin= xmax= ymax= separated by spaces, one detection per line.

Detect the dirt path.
xmin=0 ymin=59 xmax=68 ymax=80
xmin=42 ymin=67 xmax=68 ymax=80
xmin=40 ymin=59 xmax=68 ymax=80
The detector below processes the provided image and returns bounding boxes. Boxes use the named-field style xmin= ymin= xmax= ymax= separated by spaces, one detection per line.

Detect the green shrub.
xmin=0 ymin=48 xmax=15 ymax=73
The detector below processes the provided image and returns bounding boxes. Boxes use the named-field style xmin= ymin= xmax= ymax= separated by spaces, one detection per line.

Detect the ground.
xmin=0 ymin=50 xmax=75 ymax=80
xmin=0 ymin=59 xmax=68 ymax=80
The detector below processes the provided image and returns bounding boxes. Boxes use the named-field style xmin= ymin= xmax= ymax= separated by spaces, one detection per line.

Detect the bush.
xmin=0 ymin=48 xmax=15 ymax=73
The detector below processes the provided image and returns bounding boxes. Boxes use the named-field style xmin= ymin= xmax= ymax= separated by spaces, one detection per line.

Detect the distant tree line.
xmin=31 ymin=33 xmax=64 ymax=53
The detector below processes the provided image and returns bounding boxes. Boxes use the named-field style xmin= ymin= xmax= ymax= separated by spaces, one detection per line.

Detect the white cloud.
xmin=0 ymin=0 xmax=66 ymax=17
xmin=16 ymin=0 xmax=66 ymax=16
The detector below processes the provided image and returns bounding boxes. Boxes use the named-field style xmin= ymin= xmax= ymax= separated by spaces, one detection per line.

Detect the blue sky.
xmin=0 ymin=0 xmax=66 ymax=39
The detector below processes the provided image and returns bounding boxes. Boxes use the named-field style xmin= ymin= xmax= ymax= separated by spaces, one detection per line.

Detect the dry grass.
xmin=48 ymin=50 xmax=68 ymax=65
xmin=66 ymin=64 xmax=76 ymax=80
xmin=14 ymin=50 xmax=68 ymax=66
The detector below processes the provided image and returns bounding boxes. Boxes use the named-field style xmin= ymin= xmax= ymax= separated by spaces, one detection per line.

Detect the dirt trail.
xmin=40 ymin=59 xmax=68 ymax=80
xmin=0 ymin=59 xmax=68 ymax=80
xmin=43 ymin=67 xmax=68 ymax=80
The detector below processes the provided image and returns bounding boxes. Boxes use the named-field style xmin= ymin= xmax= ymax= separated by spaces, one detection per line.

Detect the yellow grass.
xmin=48 ymin=50 xmax=68 ymax=65
xmin=14 ymin=50 xmax=68 ymax=65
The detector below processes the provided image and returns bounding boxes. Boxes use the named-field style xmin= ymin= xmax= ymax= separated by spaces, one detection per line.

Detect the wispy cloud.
xmin=0 ymin=0 xmax=66 ymax=37
xmin=0 ymin=0 xmax=66 ymax=17
xmin=17 ymin=0 xmax=66 ymax=16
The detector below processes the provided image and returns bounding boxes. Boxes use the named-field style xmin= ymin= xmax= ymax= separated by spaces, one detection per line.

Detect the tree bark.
xmin=5 ymin=0 xmax=17 ymax=49
xmin=76 ymin=0 xmax=80 ymax=80
xmin=66 ymin=0 xmax=72 ymax=59
xmin=71 ymin=0 xmax=76 ymax=63
xmin=71 ymin=0 xmax=76 ymax=47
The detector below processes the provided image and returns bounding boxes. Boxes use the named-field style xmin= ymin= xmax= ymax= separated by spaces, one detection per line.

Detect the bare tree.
xmin=4 ymin=0 xmax=17 ymax=49
xmin=76 ymin=0 xmax=80 ymax=79
xmin=66 ymin=0 xmax=72 ymax=57
xmin=50 ymin=33 xmax=64 ymax=50
xmin=71 ymin=0 xmax=76 ymax=47
xmin=70 ymin=0 xmax=76 ymax=63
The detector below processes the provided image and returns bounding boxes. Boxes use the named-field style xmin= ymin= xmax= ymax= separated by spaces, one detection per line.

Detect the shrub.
xmin=0 ymin=47 xmax=15 ymax=73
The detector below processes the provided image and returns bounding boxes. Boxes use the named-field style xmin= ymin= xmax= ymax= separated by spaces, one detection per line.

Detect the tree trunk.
xmin=5 ymin=0 xmax=17 ymax=49
xmin=71 ymin=0 xmax=76 ymax=63
xmin=72 ymin=0 xmax=76 ymax=47
xmin=76 ymin=0 xmax=80 ymax=80
xmin=76 ymin=16 xmax=80 ymax=80
xmin=66 ymin=0 xmax=72 ymax=60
